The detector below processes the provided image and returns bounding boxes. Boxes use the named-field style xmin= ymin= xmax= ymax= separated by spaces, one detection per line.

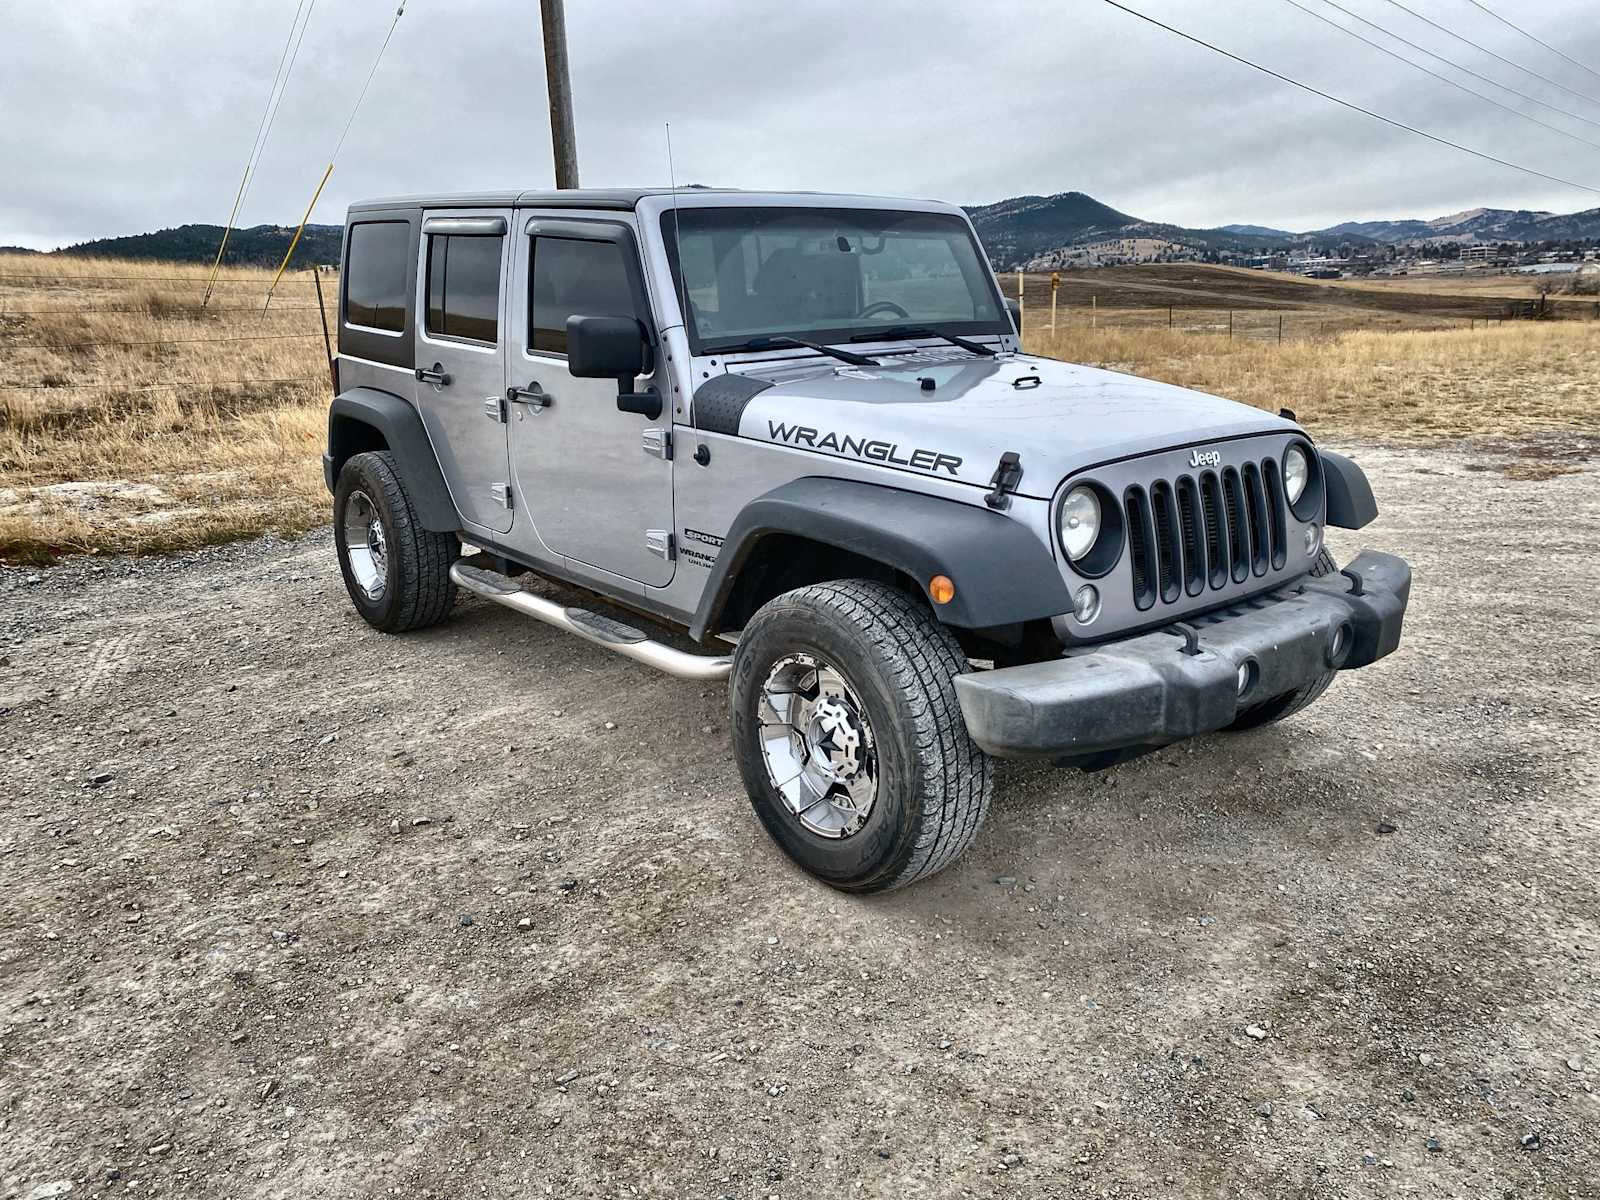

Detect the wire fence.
xmin=1 ymin=270 xmax=334 ymax=398
xmin=0 ymin=303 xmax=322 ymax=316
xmin=1020 ymin=300 xmax=1600 ymax=343
xmin=4 ymin=377 xmax=325 ymax=393
xmin=0 ymin=271 xmax=329 ymax=286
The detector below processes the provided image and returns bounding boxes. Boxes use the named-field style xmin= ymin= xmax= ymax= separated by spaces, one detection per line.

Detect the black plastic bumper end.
xmin=954 ymin=551 xmax=1411 ymax=759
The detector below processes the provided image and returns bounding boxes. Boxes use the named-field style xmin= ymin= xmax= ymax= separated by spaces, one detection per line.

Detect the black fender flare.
xmin=1320 ymin=450 xmax=1378 ymax=529
xmin=689 ymin=476 xmax=1074 ymax=641
xmin=325 ymin=388 xmax=460 ymax=533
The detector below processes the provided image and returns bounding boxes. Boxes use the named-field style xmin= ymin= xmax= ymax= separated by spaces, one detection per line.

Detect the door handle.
xmin=415 ymin=363 xmax=452 ymax=386
xmin=507 ymin=382 xmax=552 ymax=409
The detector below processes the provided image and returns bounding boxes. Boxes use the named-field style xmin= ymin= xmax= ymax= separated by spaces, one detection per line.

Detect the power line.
xmin=263 ymin=2 xmax=408 ymax=310
xmin=331 ymin=2 xmax=407 ymax=163
xmin=1464 ymin=0 xmax=1600 ymax=91
xmin=1098 ymin=0 xmax=1600 ymax=197
xmin=1279 ymin=0 xmax=1600 ymax=153
xmin=1313 ymin=0 xmax=1600 ymax=135
xmin=1380 ymin=0 xmax=1600 ymax=112
xmin=203 ymin=0 xmax=318 ymax=307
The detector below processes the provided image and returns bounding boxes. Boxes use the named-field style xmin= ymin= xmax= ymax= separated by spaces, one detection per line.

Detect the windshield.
xmin=660 ymin=207 xmax=1007 ymax=353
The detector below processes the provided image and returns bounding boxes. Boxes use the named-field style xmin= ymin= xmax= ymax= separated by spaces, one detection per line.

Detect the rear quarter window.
xmin=344 ymin=221 xmax=410 ymax=332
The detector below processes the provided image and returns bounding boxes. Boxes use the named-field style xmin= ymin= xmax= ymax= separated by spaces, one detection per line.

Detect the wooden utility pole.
xmin=540 ymin=0 xmax=579 ymax=188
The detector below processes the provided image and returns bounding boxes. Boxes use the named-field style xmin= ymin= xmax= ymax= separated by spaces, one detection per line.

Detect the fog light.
xmin=1304 ymin=523 xmax=1322 ymax=557
xmin=1236 ymin=660 xmax=1258 ymax=697
xmin=1330 ymin=623 xmax=1351 ymax=665
xmin=1073 ymin=584 xmax=1100 ymax=624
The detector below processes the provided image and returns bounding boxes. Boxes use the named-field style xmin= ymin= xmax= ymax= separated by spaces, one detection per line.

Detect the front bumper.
xmin=953 ymin=551 xmax=1411 ymax=759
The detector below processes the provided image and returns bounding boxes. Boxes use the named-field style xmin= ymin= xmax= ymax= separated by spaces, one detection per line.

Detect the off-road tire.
xmin=1223 ymin=547 xmax=1340 ymax=731
xmin=730 ymin=580 xmax=993 ymax=893
xmin=334 ymin=451 xmax=457 ymax=634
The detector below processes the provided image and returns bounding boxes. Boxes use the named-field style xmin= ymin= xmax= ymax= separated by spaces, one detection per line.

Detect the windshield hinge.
xmin=642 ymin=428 xmax=673 ymax=460
xmin=984 ymin=451 xmax=1023 ymax=510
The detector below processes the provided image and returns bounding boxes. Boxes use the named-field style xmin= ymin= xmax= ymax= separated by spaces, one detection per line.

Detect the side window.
xmin=530 ymin=237 xmax=637 ymax=356
xmin=344 ymin=221 xmax=409 ymax=332
xmin=425 ymin=234 xmax=503 ymax=343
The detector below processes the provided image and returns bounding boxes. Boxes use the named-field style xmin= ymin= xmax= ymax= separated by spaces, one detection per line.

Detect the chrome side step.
xmin=449 ymin=561 xmax=733 ymax=681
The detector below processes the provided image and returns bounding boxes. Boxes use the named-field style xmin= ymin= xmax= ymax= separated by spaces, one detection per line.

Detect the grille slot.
xmin=1175 ymin=476 xmax=1206 ymax=596
xmin=1109 ymin=446 xmax=1302 ymax=616
xmin=1125 ymin=485 xmax=1157 ymax=611
xmin=1262 ymin=458 xmax=1288 ymax=570
xmin=1198 ymin=470 xmax=1228 ymax=588
xmin=1242 ymin=463 xmax=1269 ymax=576
xmin=1150 ymin=481 xmax=1181 ymax=604
xmin=1222 ymin=467 xmax=1249 ymax=583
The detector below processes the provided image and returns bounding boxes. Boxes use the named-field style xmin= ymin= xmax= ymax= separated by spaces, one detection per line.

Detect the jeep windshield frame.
xmin=660 ymin=206 xmax=1011 ymax=356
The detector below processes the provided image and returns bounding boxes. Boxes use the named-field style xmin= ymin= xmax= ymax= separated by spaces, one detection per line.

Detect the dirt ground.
xmin=2 ymin=441 xmax=1597 ymax=1199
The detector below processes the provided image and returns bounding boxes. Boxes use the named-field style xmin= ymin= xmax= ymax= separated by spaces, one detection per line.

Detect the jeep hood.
xmin=725 ymin=350 xmax=1297 ymax=499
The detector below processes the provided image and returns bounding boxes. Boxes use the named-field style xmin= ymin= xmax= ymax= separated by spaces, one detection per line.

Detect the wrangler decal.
xmin=767 ymin=420 xmax=962 ymax=477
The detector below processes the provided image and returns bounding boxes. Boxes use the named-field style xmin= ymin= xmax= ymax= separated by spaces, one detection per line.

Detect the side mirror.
xmin=1004 ymin=297 xmax=1023 ymax=336
xmin=565 ymin=314 xmax=661 ymax=420
xmin=567 ymin=314 xmax=648 ymax=380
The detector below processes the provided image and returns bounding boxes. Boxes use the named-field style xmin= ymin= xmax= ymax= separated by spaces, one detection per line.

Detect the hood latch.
xmin=984 ymin=451 xmax=1023 ymax=510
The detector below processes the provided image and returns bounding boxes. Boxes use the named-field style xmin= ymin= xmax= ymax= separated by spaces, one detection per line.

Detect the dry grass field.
xmin=3 ymin=252 xmax=1598 ymax=564
xmin=0 ymin=253 xmax=332 ymax=564
xmin=1029 ymin=321 xmax=1600 ymax=448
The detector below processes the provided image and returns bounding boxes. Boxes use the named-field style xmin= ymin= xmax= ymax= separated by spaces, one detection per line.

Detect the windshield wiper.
xmin=726 ymin=335 xmax=879 ymax=367
xmin=849 ymin=325 xmax=997 ymax=357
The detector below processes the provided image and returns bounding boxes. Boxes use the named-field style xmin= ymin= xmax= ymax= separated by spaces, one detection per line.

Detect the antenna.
xmin=665 ymin=123 xmax=691 ymax=342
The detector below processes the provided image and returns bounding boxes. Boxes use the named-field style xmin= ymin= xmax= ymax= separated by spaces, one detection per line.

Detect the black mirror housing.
xmin=567 ymin=314 xmax=648 ymax=379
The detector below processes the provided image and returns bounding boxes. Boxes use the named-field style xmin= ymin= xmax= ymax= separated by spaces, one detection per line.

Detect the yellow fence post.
xmin=1050 ymin=271 xmax=1060 ymax=333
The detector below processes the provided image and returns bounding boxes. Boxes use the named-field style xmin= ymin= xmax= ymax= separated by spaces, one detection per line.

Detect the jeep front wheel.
xmin=729 ymin=579 xmax=992 ymax=893
xmin=334 ymin=450 xmax=458 ymax=633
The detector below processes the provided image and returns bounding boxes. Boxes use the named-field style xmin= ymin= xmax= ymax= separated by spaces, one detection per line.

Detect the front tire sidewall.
xmin=732 ymin=597 xmax=941 ymax=892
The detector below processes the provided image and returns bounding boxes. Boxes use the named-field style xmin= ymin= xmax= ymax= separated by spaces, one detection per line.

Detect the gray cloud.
xmin=7 ymin=0 xmax=1600 ymax=248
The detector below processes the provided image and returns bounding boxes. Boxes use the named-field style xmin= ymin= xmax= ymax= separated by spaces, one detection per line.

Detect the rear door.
xmin=413 ymin=211 xmax=513 ymax=535
xmin=506 ymin=215 xmax=674 ymax=586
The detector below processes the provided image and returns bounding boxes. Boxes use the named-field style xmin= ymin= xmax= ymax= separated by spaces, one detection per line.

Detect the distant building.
xmin=1460 ymin=245 xmax=1494 ymax=263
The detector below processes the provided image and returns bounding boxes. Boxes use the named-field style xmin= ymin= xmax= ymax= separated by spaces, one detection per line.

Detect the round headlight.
xmin=1059 ymin=486 xmax=1101 ymax=561
xmin=1284 ymin=445 xmax=1310 ymax=505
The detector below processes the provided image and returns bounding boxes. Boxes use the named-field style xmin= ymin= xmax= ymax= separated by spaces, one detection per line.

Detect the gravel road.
xmin=2 ymin=441 xmax=1597 ymax=1199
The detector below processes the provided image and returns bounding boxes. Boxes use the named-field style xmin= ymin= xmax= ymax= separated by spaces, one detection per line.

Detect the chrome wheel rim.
xmin=758 ymin=653 xmax=878 ymax=839
xmin=342 ymin=489 xmax=388 ymax=601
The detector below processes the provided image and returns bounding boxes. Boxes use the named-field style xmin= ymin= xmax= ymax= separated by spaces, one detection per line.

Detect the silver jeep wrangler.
xmin=324 ymin=188 xmax=1411 ymax=892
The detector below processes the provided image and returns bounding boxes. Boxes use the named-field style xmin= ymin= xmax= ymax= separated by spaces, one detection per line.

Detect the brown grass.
xmin=1026 ymin=321 xmax=1600 ymax=442
xmin=0 ymin=252 xmax=333 ymax=564
xmin=3 ymin=252 xmax=1597 ymax=566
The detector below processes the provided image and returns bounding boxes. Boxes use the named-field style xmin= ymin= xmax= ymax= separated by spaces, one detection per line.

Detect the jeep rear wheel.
xmin=1223 ymin=547 xmax=1339 ymax=731
xmin=730 ymin=579 xmax=992 ymax=893
xmin=334 ymin=451 xmax=458 ymax=633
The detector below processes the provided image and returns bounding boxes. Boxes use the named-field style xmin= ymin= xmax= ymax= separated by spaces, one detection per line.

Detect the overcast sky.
xmin=7 ymin=0 xmax=1600 ymax=248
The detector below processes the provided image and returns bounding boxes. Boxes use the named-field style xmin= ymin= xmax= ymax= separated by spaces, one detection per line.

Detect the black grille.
xmin=1122 ymin=454 xmax=1290 ymax=610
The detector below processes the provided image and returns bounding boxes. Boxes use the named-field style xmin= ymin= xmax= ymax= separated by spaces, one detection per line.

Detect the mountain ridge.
xmin=13 ymin=194 xmax=1600 ymax=271
xmin=965 ymin=192 xmax=1600 ymax=268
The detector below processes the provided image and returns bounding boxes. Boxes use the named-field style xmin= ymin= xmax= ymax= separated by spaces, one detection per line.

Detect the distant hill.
xmin=966 ymin=191 xmax=1600 ymax=268
xmin=1218 ymin=223 xmax=1294 ymax=238
xmin=47 ymin=223 xmax=344 ymax=267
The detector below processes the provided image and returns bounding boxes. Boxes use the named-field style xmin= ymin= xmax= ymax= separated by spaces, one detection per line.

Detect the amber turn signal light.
xmin=928 ymin=574 xmax=956 ymax=605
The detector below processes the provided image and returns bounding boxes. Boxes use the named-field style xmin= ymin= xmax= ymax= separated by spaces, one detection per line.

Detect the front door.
xmin=506 ymin=216 xmax=674 ymax=587
xmin=413 ymin=211 xmax=513 ymax=535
